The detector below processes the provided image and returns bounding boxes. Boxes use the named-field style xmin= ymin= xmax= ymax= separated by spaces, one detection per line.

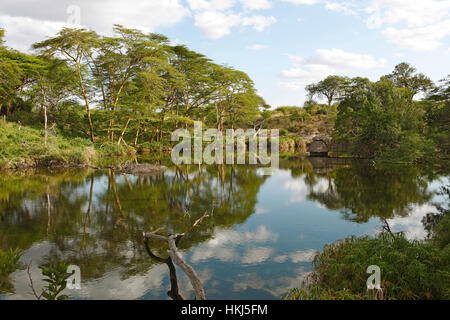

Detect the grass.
xmin=0 ymin=121 xmax=136 ymax=169
xmin=283 ymin=232 xmax=450 ymax=300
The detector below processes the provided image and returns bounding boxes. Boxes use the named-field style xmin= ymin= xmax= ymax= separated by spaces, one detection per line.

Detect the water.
xmin=0 ymin=158 xmax=448 ymax=300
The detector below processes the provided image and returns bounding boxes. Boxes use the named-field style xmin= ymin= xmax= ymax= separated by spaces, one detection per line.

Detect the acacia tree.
xmin=93 ymin=25 xmax=170 ymax=142
xmin=208 ymin=66 xmax=259 ymax=131
xmin=29 ymin=58 xmax=76 ymax=145
xmin=385 ymin=63 xmax=433 ymax=99
xmin=0 ymin=30 xmax=43 ymax=117
xmin=168 ymin=46 xmax=214 ymax=122
xmin=33 ymin=28 xmax=100 ymax=143
xmin=306 ymin=75 xmax=349 ymax=107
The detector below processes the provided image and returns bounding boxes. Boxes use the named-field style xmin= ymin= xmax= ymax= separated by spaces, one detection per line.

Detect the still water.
xmin=0 ymin=158 xmax=448 ymax=299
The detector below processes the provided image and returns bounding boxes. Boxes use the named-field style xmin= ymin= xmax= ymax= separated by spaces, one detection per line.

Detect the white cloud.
xmin=190 ymin=1 xmax=277 ymax=40
xmin=387 ymin=204 xmax=438 ymax=240
xmin=190 ymin=225 xmax=278 ymax=263
xmin=382 ymin=20 xmax=450 ymax=51
xmin=274 ymin=249 xmax=318 ymax=263
xmin=283 ymin=176 xmax=309 ymax=203
xmin=325 ymin=2 xmax=357 ymax=16
xmin=0 ymin=0 xmax=190 ymax=51
xmin=170 ymin=38 xmax=192 ymax=46
xmin=310 ymin=48 xmax=388 ymax=69
xmin=193 ymin=11 xmax=242 ymax=39
xmin=279 ymin=48 xmax=387 ymax=91
xmin=242 ymin=15 xmax=277 ymax=31
xmin=187 ymin=0 xmax=237 ymax=11
xmin=281 ymin=0 xmax=321 ymax=5
xmin=242 ymin=247 xmax=274 ymax=264
xmin=0 ymin=15 xmax=67 ymax=51
xmin=366 ymin=0 xmax=450 ymax=28
xmin=255 ymin=207 xmax=271 ymax=214
xmin=241 ymin=0 xmax=273 ymax=10
xmin=365 ymin=0 xmax=450 ymax=51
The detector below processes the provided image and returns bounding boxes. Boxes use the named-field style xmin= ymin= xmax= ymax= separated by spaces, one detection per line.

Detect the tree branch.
xmin=143 ymin=211 xmax=210 ymax=300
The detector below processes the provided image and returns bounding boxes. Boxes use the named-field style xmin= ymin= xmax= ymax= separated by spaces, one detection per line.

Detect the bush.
xmin=0 ymin=248 xmax=23 ymax=294
xmin=284 ymin=233 xmax=450 ymax=300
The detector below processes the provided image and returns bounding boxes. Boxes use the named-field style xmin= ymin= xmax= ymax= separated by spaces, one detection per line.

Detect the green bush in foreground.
xmin=0 ymin=248 xmax=23 ymax=294
xmin=284 ymin=233 xmax=450 ymax=300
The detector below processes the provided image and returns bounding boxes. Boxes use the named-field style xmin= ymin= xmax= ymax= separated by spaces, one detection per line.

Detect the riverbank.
xmin=0 ymin=121 xmax=138 ymax=170
xmin=283 ymin=227 xmax=450 ymax=300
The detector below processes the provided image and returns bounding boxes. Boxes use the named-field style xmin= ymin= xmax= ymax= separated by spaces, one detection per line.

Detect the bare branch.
xmin=143 ymin=210 xmax=211 ymax=300
xmin=26 ymin=262 xmax=42 ymax=300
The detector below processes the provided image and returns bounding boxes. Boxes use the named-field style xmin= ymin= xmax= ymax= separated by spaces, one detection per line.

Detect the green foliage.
xmin=306 ymin=75 xmax=349 ymax=106
xmin=0 ymin=121 xmax=138 ymax=168
xmin=0 ymin=121 xmax=97 ymax=168
xmin=422 ymin=186 xmax=450 ymax=249
xmin=335 ymin=76 xmax=431 ymax=162
xmin=284 ymin=233 xmax=450 ymax=300
xmin=307 ymin=163 xmax=432 ymax=223
xmin=385 ymin=62 xmax=434 ymax=98
xmin=0 ymin=248 xmax=23 ymax=294
xmin=1 ymin=27 xmax=447 ymax=168
xmin=264 ymin=104 xmax=336 ymax=143
xmin=425 ymin=76 xmax=450 ymax=157
xmin=283 ymin=285 xmax=367 ymax=300
xmin=38 ymin=262 xmax=72 ymax=300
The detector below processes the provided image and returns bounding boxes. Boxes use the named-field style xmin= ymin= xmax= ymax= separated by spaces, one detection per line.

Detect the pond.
xmin=0 ymin=158 xmax=448 ymax=300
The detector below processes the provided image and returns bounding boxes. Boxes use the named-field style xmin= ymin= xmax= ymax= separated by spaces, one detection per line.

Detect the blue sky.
xmin=1 ymin=0 xmax=449 ymax=107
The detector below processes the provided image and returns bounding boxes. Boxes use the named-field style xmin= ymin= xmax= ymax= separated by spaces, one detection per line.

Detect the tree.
xmin=33 ymin=28 xmax=100 ymax=143
xmin=385 ymin=63 xmax=433 ymax=99
xmin=306 ymin=75 xmax=348 ymax=107
xmin=0 ymin=43 xmax=43 ymax=117
xmin=209 ymin=65 xmax=259 ymax=130
xmin=93 ymin=25 xmax=169 ymax=142
xmin=28 ymin=57 xmax=77 ymax=145
xmin=0 ymin=29 xmax=5 ymax=45
xmin=167 ymin=45 xmax=214 ymax=125
xmin=335 ymin=77 xmax=430 ymax=161
xmin=425 ymin=75 xmax=450 ymax=155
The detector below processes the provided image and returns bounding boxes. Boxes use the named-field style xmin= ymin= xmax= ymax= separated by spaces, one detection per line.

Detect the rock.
xmin=117 ymin=163 xmax=167 ymax=176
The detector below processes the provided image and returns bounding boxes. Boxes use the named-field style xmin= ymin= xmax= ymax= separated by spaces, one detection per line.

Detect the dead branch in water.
xmin=143 ymin=211 xmax=210 ymax=300
xmin=144 ymin=238 xmax=184 ymax=300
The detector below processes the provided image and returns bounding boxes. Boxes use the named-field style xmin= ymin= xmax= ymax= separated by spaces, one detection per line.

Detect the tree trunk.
xmin=77 ymin=66 xmax=95 ymax=143
xmin=44 ymin=105 xmax=48 ymax=146
xmin=43 ymin=88 xmax=48 ymax=146
xmin=134 ymin=127 xmax=140 ymax=146
xmin=118 ymin=118 xmax=131 ymax=145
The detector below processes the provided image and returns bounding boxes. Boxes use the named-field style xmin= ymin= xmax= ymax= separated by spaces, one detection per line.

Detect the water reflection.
xmin=0 ymin=159 xmax=448 ymax=299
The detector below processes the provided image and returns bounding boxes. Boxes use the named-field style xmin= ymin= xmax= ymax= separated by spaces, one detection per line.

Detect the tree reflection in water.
xmin=0 ymin=159 xmax=447 ymax=299
xmin=298 ymin=157 xmax=437 ymax=223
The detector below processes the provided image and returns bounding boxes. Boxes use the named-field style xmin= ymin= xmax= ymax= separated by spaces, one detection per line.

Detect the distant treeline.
xmin=0 ymin=26 xmax=448 ymax=164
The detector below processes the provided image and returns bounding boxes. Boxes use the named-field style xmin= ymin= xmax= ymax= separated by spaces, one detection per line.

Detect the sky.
xmin=1 ymin=0 xmax=449 ymax=107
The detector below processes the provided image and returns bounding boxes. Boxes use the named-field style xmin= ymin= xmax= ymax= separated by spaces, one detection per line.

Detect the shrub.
xmin=284 ymin=233 xmax=450 ymax=300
